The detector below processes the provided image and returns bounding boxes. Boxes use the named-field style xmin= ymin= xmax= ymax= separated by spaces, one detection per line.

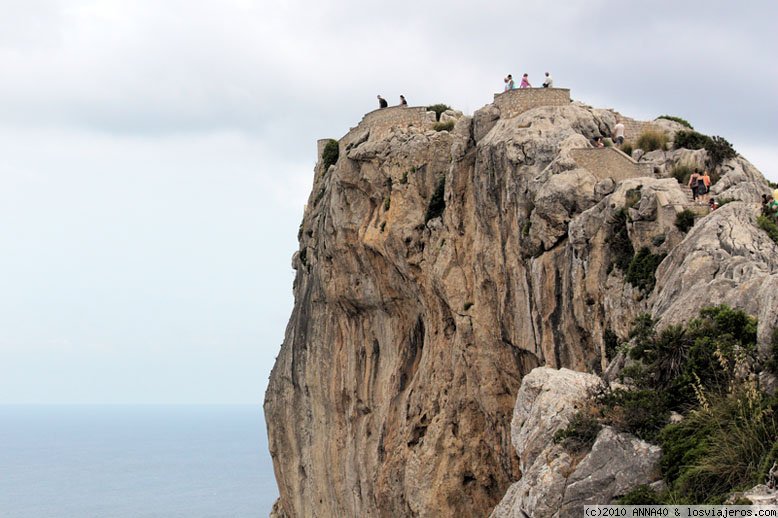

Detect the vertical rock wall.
xmin=264 ymin=101 xmax=778 ymax=517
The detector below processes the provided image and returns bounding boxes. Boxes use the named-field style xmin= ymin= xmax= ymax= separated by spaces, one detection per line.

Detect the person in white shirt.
xmin=613 ymin=120 xmax=625 ymax=145
xmin=542 ymin=72 xmax=553 ymax=88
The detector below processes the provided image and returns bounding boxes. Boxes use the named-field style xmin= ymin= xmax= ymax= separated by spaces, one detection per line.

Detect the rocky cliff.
xmin=264 ymin=92 xmax=778 ymax=517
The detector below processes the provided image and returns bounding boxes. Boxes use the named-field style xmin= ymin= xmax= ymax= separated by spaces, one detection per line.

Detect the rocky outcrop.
xmin=264 ymin=96 xmax=778 ymax=517
xmin=490 ymin=368 xmax=661 ymax=518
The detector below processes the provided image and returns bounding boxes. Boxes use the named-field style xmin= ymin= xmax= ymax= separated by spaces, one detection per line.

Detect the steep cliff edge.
xmin=264 ymin=93 xmax=778 ymax=517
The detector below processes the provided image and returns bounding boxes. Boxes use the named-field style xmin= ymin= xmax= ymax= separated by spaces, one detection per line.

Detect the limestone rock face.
xmin=509 ymin=367 xmax=601 ymax=472
xmin=264 ymin=95 xmax=777 ymax=517
xmin=491 ymin=368 xmax=661 ymax=518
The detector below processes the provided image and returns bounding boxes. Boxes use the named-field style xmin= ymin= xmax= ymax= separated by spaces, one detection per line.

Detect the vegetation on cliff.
xmin=321 ymin=139 xmax=339 ymax=170
xmin=559 ymin=306 xmax=778 ymax=504
xmin=674 ymin=130 xmax=737 ymax=169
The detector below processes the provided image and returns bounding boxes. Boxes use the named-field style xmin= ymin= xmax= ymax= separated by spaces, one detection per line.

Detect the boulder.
xmin=492 ymin=368 xmax=661 ymax=518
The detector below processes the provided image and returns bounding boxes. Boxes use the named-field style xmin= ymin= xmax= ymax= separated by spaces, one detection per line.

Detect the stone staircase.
xmin=682 ymin=187 xmax=710 ymax=217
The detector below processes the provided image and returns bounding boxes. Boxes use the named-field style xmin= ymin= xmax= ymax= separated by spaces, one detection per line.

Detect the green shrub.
xmin=674 ymin=130 xmax=709 ymax=150
xmin=604 ymin=328 xmax=620 ymax=362
xmin=625 ymin=186 xmax=642 ymax=209
xmin=598 ymin=387 xmax=670 ymax=442
xmin=609 ymin=306 xmax=772 ymax=504
xmin=636 ymin=130 xmax=669 ymax=152
xmin=553 ymin=411 xmax=601 ymax=453
xmin=425 ymin=176 xmax=446 ymax=222
xmin=769 ymin=180 xmax=778 ymax=189
xmin=521 ymin=220 xmax=531 ymax=237
xmin=675 ymin=209 xmax=696 ymax=233
xmin=671 ymin=164 xmax=693 ymax=185
xmin=765 ymin=328 xmax=778 ymax=376
xmin=706 ymin=136 xmax=736 ymax=167
xmin=652 ymin=234 xmax=666 ymax=247
xmin=758 ymin=215 xmax=778 ymax=244
xmin=383 ymin=197 xmax=390 ymax=211
xmin=617 ymin=485 xmax=664 ymax=505
xmin=400 ymin=171 xmax=409 ymax=184
xmin=658 ymin=115 xmax=693 ymax=129
xmin=629 ymin=305 xmax=757 ymax=411
xmin=610 ymin=208 xmax=634 ymax=272
xmin=716 ymin=197 xmax=735 ymax=207
xmin=625 ymin=247 xmax=666 ymax=293
xmin=426 ymin=104 xmax=451 ymax=122
xmin=620 ymin=142 xmax=634 ymax=157
xmin=674 ymin=131 xmax=737 ymax=168
xmin=321 ymin=139 xmax=339 ymax=170
xmin=659 ymin=390 xmax=778 ymax=504
xmin=433 ymin=120 xmax=455 ymax=132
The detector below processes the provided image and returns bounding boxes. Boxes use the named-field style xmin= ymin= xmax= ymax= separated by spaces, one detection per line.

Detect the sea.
xmin=0 ymin=405 xmax=278 ymax=518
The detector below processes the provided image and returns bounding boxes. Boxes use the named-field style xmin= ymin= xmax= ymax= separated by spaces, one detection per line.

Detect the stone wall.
xmin=341 ymin=106 xmax=433 ymax=147
xmin=493 ymin=88 xmax=571 ymax=119
xmin=608 ymin=111 xmax=661 ymax=143
xmin=570 ymin=147 xmax=654 ymax=182
xmin=317 ymin=138 xmax=332 ymax=162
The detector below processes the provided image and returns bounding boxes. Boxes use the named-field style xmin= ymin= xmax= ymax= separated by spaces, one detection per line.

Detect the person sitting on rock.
xmin=769 ymin=190 xmax=778 ymax=221
xmin=520 ymin=73 xmax=531 ymax=88
xmin=399 ymin=95 xmax=407 ymax=107
xmin=708 ymin=198 xmax=719 ymax=211
xmin=593 ymin=136 xmax=605 ymax=148
xmin=504 ymin=74 xmax=514 ymax=91
xmin=542 ymin=72 xmax=553 ymax=88
xmin=377 ymin=95 xmax=388 ymax=109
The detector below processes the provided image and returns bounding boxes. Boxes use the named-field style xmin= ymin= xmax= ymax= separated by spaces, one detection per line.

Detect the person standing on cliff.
xmin=520 ymin=73 xmax=531 ymax=88
xmin=504 ymin=74 xmax=514 ymax=91
xmin=399 ymin=95 xmax=407 ymax=107
xmin=542 ymin=72 xmax=553 ymax=88
xmin=377 ymin=95 xmax=388 ymax=109
xmin=613 ymin=120 xmax=625 ymax=145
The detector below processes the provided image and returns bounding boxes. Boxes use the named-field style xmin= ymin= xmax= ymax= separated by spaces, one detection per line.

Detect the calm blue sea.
xmin=0 ymin=405 xmax=278 ymax=518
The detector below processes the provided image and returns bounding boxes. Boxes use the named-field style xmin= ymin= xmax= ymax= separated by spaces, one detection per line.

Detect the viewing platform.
xmin=340 ymin=106 xmax=435 ymax=148
xmin=493 ymin=88 xmax=571 ymax=119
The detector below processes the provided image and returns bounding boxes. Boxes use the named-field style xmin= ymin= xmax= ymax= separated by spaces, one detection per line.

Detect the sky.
xmin=0 ymin=0 xmax=776 ymax=404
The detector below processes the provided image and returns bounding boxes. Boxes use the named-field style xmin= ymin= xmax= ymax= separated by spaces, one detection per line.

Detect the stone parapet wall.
xmin=493 ymin=88 xmax=571 ymax=119
xmin=570 ymin=148 xmax=654 ymax=182
xmin=622 ymin=119 xmax=660 ymax=142
xmin=316 ymin=138 xmax=332 ymax=162
xmin=608 ymin=111 xmax=661 ymax=142
xmin=341 ymin=106 xmax=433 ymax=147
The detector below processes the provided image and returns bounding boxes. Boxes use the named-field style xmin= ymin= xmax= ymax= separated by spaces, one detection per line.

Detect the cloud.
xmin=0 ymin=0 xmax=775 ymax=402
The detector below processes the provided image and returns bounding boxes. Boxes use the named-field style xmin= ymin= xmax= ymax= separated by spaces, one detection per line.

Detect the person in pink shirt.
xmin=520 ymin=73 xmax=531 ymax=88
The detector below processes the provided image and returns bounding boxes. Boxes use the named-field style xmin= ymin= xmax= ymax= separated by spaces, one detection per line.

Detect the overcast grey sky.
xmin=1 ymin=0 xmax=775 ymax=404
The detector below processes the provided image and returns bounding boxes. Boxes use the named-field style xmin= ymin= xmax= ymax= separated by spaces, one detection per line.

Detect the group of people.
xmin=377 ymin=95 xmax=407 ymax=109
xmin=504 ymin=72 xmax=553 ymax=91
xmin=687 ymin=170 xmax=712 ymax=205
xmin=589 ymin=120 xmax=626 ymax=148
